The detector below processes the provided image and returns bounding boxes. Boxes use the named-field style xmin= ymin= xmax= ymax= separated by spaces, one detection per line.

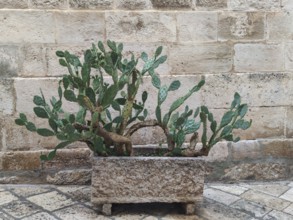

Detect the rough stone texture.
xmin=0 ymin=79 xmax=14 ymax=115
xmin=69 ymin=0 xmax=114 ymax=9
xmin=91 ymin=157 xmax=206 ymax=204
xmin=264 ymin=210 xmax=293 ymax=220
xmin=222 ymin=163 xmax=289 ymax=181
xmin=204 ymin=108 xmax=283 ymax=140
xmin=0 ymin=176 xmax=19 ymax=184
xmin=106 ymin=12 xmax=176 ymax=42
xmin=196 ymin=0 xmax=227 ymax=9
xmin=1 ymin=151 xmax=41 ymax=171
xmin=230 ymin=140 xmax=262 ymax=160
xmin=14 ymin=78 xmax=79 ymax=114
xmin=242 ymin=183 xmax=290 ymax=197
xmin=3 ymin=116 xmax=59 ymax=151
xmin=233 ymin=107 xmax=286 ymax=139
xmin=206 ymin=142 xmax=229 ymax=162
xmin=42 ymin=148 xmax=91 ymax=170
xmin=0 ymin=191 xmax=18 ymax=205
xmin=267 ymin=12 xmax=293 ymax=40
xmin=46 ymin=169 xmax=91 ymax=185
xmin=282 ymin=0 xmax=293 ymax=11
xmin=231 ymin=199 xmax=271 ymax=218
xmin=177 ymin=12 xmax=217 ymax=42
xmin=54 ymin=204 xmax=101 ymax=219
xmin=280 ymin=188 xmax=293 ymax=202
xmin=202 ymin=73 xmax=293 ymax=108
xmin=101 ymin=204 xmax=112 ymax=216
xmin=285 ymin=42 xmax=293 ymax=71
xmin=209 ymin=184 xmax=248 ymax=195
xmin=286 ymin=106 xmax=293 ymax=137
xmin=242 ymin=190 xmax=290 ymax=211
xmin=27 ymin=191 xmax=75 ymax=211
xmin=203 ymin=188 xmax=240 ymax=205
xmin=0 ymin=0 xmax=28 ymax=9
xmin=169 ymin=43 xmax=232 ymax=73
xmin=55 ymin=11 xmax=105 ymax=44
xmin=20 ymin=44 xmax=47 ymax=77
xmin=116 ymin=0 xmax=152 ymax=10
xmin=30 ymin=0 xmax=68 ymax=9
xmin=151 ymin=0 xmax=192 ymax=8
xmin=260 ymin=139 xmax=293 ymax=158
xmin=0 ymin=11 xmax=55 ymax=44
xmin=0 ymin=45 xmax=20 ymax=78
xmin=218 ymin=12 xmax=265 ymax=40
xmin=234 ymin=43 xmax=284 ymax=72
xmin=228 ymin=0 xmax=281 ymax=11
xmin=2 ymin=200 xmax=40 ymax=218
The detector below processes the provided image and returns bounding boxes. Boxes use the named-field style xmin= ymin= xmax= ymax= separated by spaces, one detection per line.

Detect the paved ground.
xmin=0 ymin=181 xmax=292 ymax=220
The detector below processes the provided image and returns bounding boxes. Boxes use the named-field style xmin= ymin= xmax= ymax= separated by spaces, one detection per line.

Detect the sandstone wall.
xmin=0 ymin=0 xmax=292 ymax=183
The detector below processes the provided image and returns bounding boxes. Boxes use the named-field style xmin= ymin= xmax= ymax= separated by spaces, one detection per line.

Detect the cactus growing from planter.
xmin=15 ymin=41 xmax=251 ymax=160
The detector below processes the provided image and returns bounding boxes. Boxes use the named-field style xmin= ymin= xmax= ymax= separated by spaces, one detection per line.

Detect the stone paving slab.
xmin=0 ymin=181 xmax=292 ymax=220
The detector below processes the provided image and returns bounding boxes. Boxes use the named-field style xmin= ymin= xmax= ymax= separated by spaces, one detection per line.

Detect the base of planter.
xmin=99 ymin=202 xmax=200 ymax=216
xmin=91 ymin=156 xmax=206 ymax=215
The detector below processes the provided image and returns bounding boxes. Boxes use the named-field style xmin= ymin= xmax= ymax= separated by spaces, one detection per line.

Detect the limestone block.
xmin=1 ymin=151 xmax=41 ymax=171
xmin=199 ymin=106 xmax=285 ymax=140
xmin=151 ymin=0 xmax=192 ymax=8
xmin=169 ymin=43 xmax=232 ymax=73
xmin=14 ymin=78 xmax=79 ymax=114
xmin=0 ymin=45 xmax=20 ymax=78
xmin=196 ymin=0 xmax=227 ymax=9
xmin=43 ymin=148 xmax=91 ymax=170
xmin=0 ymin=11 xmax=55 ymax=44
xmin=218 ymin=12 xmax=265 ymax=40
xmin=0 ymin=79 xmax=14 ymax=115
xmin=222 ymin=163 xmax=288 ymax=181
xmin=282 ymin=0 xmax=293 ymax=11
xmin=131 ymin=127 xmax=166 ymax=145
xmin=177 ymin=12 xmax=217 ymax=42
xmin=285 ymin=42 xmax=293 ymax=71
xmin=234 ymin=44 xmax=284 ymax=72
xmin=55 ymin=11 xmax=105 ymax=44
xmin=201 ymin=73 xmax=293 ymax=108
xmin=233 ymin=107 xmax=285 ymax=139
xmin=3 ymin=117 xmax=59 ymax=151
xmin=46 ymin=169 xmax=91 ymax=185
xmin=230 ymin=140 xmax=262 ymax=160
xmin=206 ymin=142 xmax=229 ymax=162
xmin=106 ymin=12 xmax=176 ymax=42
xmin=116 ymin=0 xmax=152 ymax=9
xmin=69 ymin=0 xmax=113 ymax=9
xmin=0 ymin=0 xmax=27 ymax=8
xmin=267 ymin=12 xmax=293 ymax=41
xmin=91 ymin=157 xmax=206 ymax=204
xmin=228 ymin=0 xmax=281 ymax=11
xmin=260 ymin=139 xmax=293 ymax=158
xmin=20 ymin=44 xmax=47 ymax=77
xmin=30 ymin=0 xmax=68 ymax=9
xmin=286 ymin=107 xmax=293 ymax=137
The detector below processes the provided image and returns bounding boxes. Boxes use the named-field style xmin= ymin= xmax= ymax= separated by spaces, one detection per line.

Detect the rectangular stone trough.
xmin=91 ymin=156 xmax=206 ymax=215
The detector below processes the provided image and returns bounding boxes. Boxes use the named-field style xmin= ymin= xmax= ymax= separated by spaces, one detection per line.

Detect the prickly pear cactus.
xmin=15 ymin=40 xmax=251 ymax=160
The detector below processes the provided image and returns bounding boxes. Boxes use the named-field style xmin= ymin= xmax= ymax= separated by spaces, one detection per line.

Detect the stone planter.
xmin=91 ymin=156 xmax=206 ymax=215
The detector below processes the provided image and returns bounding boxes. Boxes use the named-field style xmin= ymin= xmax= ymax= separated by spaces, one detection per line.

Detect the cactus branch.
xmin=126 ymin=120 xmax=160 ymax=137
